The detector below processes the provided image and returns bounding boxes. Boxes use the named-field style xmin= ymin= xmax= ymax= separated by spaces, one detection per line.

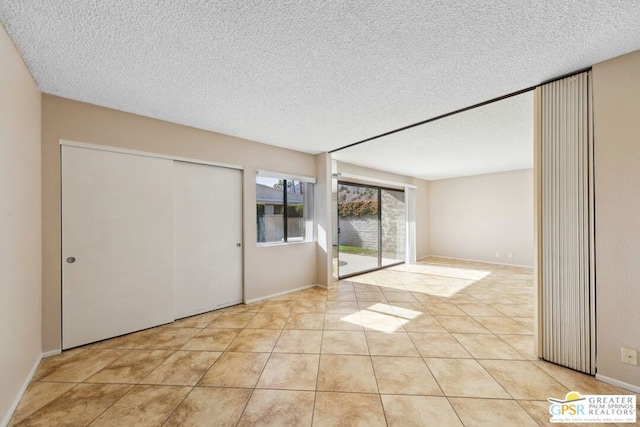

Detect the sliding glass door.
xmin=381 ymin=189 xmax=406 ymax=266
xmin=337 ymin=182 xmax=405 ymax=278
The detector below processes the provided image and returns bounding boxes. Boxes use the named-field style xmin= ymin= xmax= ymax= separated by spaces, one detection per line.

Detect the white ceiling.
xmin=333 ymin=91 xmax=533 ymax=180
xmin=1 ymin=1 xmax=640 ymax=178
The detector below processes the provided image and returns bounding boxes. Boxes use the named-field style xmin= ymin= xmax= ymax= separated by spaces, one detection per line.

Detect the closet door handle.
xmin=66 ymin=256 xmax=77 ymax=263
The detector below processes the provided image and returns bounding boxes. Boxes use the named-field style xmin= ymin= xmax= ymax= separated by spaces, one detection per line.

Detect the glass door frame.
xmin=337 ymin=181 xmax=406 ymax=279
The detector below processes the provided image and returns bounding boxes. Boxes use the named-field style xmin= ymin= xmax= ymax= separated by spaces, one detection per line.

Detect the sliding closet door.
xmin=173 ymin=161 xmax=243 ymax=319
xmin=62 ymin=145 xmax=174 ymax=349
xmin=540 ymin=71 xmax=595 ymax=374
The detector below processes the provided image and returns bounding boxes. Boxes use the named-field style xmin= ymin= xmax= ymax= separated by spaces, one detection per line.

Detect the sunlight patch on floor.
xmin=339 ymin=303 xmax=424 ymax=333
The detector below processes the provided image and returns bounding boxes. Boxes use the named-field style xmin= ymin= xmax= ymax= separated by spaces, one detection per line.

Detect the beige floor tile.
xmin=31 ymin=348 xmax=89 ymax=380
xmin=389 ymin=302 xmax=427 ymax=316
xmin=424 ymin=302 xmax=466 ymax=316
xmin=358 ymin=302 xmax=397 ymax=315
xmin=9 ymin=382 xmax=75 ymax=425
xmin=274 ymin=329 xmax=322 ymax=353
xmin=518 ymin=400 xmax=560 ymax=427
xmin=198 ymin=352 xmax=270 ymax=388
xmin=238 ymin=389 xmax=315 ymax=427
xmin=313 ymin=392 xmax=386 ymax=427
xmin=220 ymin=303 xmax=262 ymax=314
xmin=480 ymin=360 xmax=568 ymax=399
xmin=140 ymin=351 xmax=220 ymax=386
xmin=425 ymin=358 xmax=510 ymax=398
xmin=455 ymin=302 xmax=504 ymax=317
xmin=90 ymin=384 xmax=190 ymax=426
xmin=134 ymin=327 xmax=201 ymax=350
xmin=292 ymin=299 xmax=327 ymax=313
xmin=256 ymin=353 xmax=319 ymax=390
xmin=474 ymin=316 xmax=532 ymax=335
xmin=325 ymin=301 xmax=359 ymax=314
xmin=450 ymin=397 xmax=538 ymax=426
xmin=383 ymin=291 xmax=419 ymax=302
xmin=453 ymin=333 xmax=524 ymax=360
xmin=207 ymin=312 xmax=256 ymax=328
xmin=356 ymin=291 xmax=388 ymax=303
xmin=86 ymin=349 xmax=173 ymax=384
xmin=360 ymin=311 xmax=405 ymax=333
xmin=372 ymin=356 xmax=442 ymax=395
xmin=365 ymin=331 xmax=420 ymax=356
xmin=326 ymin=292 xmax=357 ymax=302
xmin=498 ymin=334 xmax=537 ymax=359
xmin=324 ymin=313 xmax=363 ymax=331
xmin=317 ymin=355 xmax=378 ymax=393
xmin=269 ymin=293 xmax=299 ymax=301
xmin=90 ymin=329 xmax=156 ymax=350
xmin=12 ymin=258 xmax=546 ymax=426
xmin=259 ymin=300 xmax=295 ymax=313
xmin=434 ymin=315 xmax=490 ymax=334
xmin=402 ymin=315 xmax=447 ymax=333
xmin=285 ymin=313 xmax=325 ymax=330
xmin=245 ymin=312 xmax=289 ymax=329
xmin=381 ymin=395 xmax=462 ymax=427
xmin=533 ymin=360 xmax=637 ymax=396
xmin=14 ymin=383 xmax=131 ymax=426
xmin=226 ymin=329 xmax=281 ymax=352
xmin=321 ymin=330 xmax=369 ymax=355
xmin=164 ymin=387 xmax=252 ymax=427
xmin=40 ymin=349 xmax=129 ymax=382
xmin=409 ymin=332 xmax=472 ymax=358
xmin=353 ymin=283 xmax=380 ymax=292
xmin=169 ymin=310 xmax=222 ymax=328
xmin=490 ymin=303 xmax=534 ymax=317
xmin=180 ymin=328 xmax=241 ymax=351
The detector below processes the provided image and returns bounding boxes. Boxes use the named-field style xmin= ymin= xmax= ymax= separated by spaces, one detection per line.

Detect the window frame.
xmin=256 ymin=172 xmax=315 ymax=246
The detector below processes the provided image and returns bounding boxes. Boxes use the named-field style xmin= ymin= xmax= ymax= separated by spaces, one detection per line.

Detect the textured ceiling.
xmin=333 ymin=91 xmax=533 ymax=180
xmin=1 ymin=1 xmax=640 ymax=178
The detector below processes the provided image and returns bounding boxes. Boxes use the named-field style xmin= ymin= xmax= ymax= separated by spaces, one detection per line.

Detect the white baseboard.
xmin=42 ymin=349 xmax=61 ymax=358
xmin=245 ymin=284 xmax=318 ymax=304
xmin=595 ymin=374 xmax=640 ymax=393
xmin=1 ymin=353 xmax=42 ymax=427
xmin=419 ymin=255 xmax=534 ymax=269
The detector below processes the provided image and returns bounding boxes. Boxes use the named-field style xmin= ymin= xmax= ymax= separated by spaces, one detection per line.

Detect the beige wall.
xmin=593 ymin=50 xmax=640 ymax=388
xmin=429 ymin=169 xmax=534 ymax=267
xmin=315 ymin=153 xmax=333 ymax=286
xmin=42 ymin=95 xmax=317 ymax=351
xmin=335 ymin=161 xmax=430 ymax=259
xmin=0 ymin=24 xmax=42 ymax=423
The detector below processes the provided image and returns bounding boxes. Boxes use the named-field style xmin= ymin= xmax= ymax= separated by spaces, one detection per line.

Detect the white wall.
xmin=593 ymin=50 xmax=640 ymax=389
xmin=429 ymin=169 xmax=533 ymax=267
xmin=0 ymin=24 xmax=42 ymax=425
xmin=42 ymin=95 xmax=317 ymax=351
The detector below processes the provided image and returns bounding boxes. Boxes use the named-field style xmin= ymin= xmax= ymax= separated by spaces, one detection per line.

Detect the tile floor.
xmin=10 ymin=257 xmax=638 ymax=426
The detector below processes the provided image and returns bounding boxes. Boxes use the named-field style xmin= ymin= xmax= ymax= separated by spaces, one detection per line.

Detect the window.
xmin=256 ymin=174 xmax=314 ymax=244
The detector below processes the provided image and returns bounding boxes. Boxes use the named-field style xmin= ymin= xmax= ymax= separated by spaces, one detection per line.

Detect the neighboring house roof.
xmin=256 ymin=184 xmax=303 ymax=205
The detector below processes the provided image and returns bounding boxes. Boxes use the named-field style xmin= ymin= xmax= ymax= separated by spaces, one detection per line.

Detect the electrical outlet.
xmin=621 ymin=347 xmax=638 ymax=366
xmin=508 ymin=253 xmax=513 ymax=259
xmin=495 ymin=252 xmax=500 ymax=258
